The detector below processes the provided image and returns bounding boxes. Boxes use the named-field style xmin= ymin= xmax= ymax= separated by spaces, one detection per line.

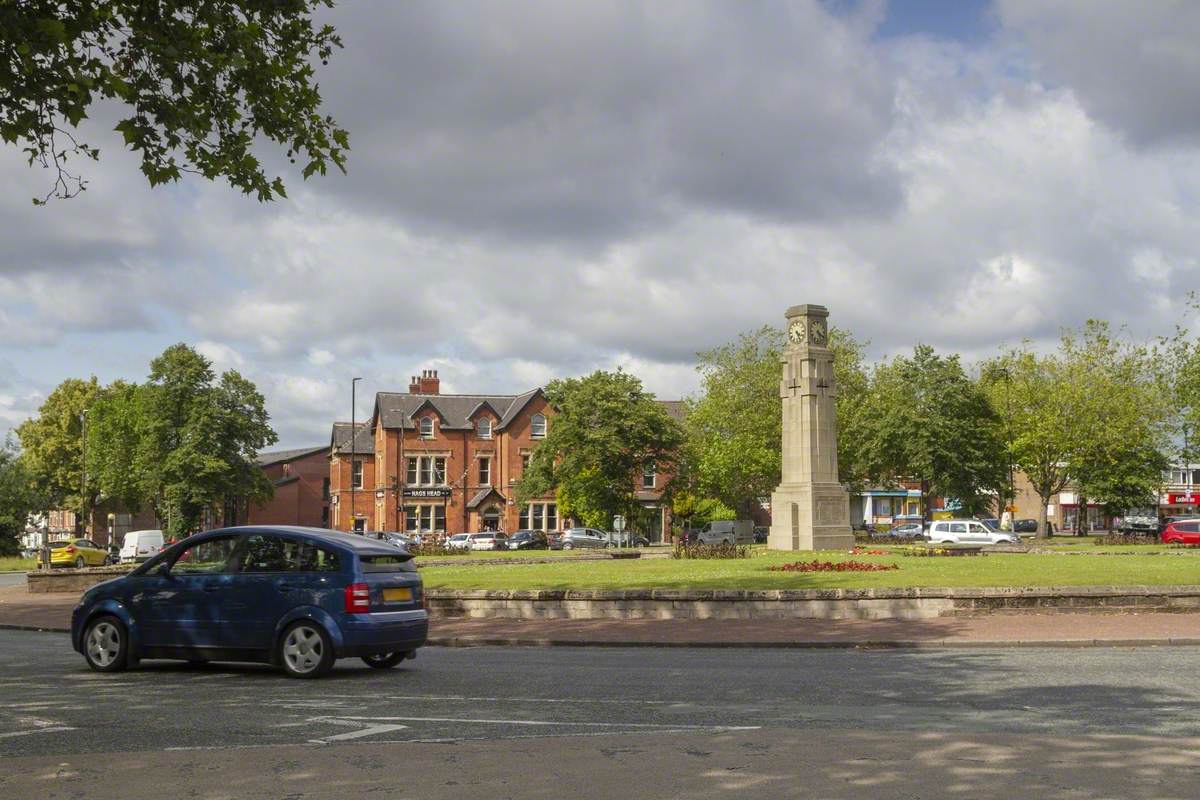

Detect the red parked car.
xmin=1161 ymin=519 xmax=1200 ymax=544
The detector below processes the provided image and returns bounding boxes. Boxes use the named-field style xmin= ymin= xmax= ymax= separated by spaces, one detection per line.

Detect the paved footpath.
xmin=5 ymin=582 xmax=1200 ymax=647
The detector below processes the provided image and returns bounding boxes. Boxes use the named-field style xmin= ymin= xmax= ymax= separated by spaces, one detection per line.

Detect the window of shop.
xmin=477 ymin=418 xmax=492 ymax=439
xmin=404 ymin=504 xmax=446 ymax=533
xmin=407 ymin=456 xmax=447 ymax=486
xmin=875 ymin=497 xmax=893 ymax=516
xmin=519 ymin=502 xmax=557 ymax=530
xmin=530 ymin=414 xmax=547 ymax=439
xmin=479 ymin=456 xmax=491 ymax=486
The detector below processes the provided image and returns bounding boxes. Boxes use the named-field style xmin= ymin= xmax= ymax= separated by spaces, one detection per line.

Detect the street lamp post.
xmin=351 ymin=376 xmax=362 ymax=534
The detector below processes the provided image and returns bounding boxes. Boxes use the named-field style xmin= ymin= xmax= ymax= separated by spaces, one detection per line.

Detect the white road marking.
xmin=0 ymin=726 xmax=76 ymax=739
xmin=304 ymin=716 xmax=409 ymax=743
xmin=329 ymin=715 xmax=759 ymax=731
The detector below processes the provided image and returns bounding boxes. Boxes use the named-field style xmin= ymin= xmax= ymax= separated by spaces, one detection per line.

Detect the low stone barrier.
xmin=26 ymin=567 xmax=133 ymax=593
xmin=425 ymin=586 xmax=1200 ymax=621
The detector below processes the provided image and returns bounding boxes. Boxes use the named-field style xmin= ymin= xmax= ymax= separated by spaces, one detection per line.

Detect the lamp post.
xmin=351 ymin=376 xmax=362 ymax=534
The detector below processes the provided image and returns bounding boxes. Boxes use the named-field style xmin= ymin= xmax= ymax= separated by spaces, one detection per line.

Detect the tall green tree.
xmin=15 ymin=376 xmax=100 ymax=528
xmin=137 ymin=344 xmax=277 ymax=539
xmin=983 ymin=322 xmax=1170 ymax=537
xmin=2 ymin=1 xmax=348 ymax=203
xmin=0 ymin=440 xmax=44 ymax=556
xmin=516 ymin=370 xmax=683 ymax=530
xmin=682 ymin=325 xmax=869 ymax=513
xmin=83 ymin=380 xmax=147 ymax=512
xmin=859 ymin=345 xmax=1006 ymax=524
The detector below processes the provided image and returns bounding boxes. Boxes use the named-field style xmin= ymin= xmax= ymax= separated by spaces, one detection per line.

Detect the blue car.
xmin=71 ymin=526 xmax=428 ymax=678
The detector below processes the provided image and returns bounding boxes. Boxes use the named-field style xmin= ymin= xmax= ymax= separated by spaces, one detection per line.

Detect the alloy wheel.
xmin=87 ymin=621 xmax=121 ymax=668
xmin=283 ymin=625 xmax=325 ymax=675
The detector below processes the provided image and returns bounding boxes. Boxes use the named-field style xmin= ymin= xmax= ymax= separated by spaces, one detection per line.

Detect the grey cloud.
xmin=312 ymin=0 xmax=902 ymax=242
xmin=998 ymin=0 xmax=1200 ymax=147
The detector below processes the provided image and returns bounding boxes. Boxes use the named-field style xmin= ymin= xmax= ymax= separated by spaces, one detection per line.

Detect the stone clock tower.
xmin=767 ymin=304 xmax=855 ymax=551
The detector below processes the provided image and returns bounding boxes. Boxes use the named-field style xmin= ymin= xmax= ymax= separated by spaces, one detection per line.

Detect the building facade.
xmin=246 ymin=446 xmax=331 ymax=529
xmin=329 ymin=370 xmax=677 ymax=540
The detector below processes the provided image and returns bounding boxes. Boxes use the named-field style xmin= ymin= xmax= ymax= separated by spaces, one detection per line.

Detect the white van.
xmin=696 ymin=520 xmax=755 ymax=545
xmin=119 ymin=529 xmax=164 ymax=563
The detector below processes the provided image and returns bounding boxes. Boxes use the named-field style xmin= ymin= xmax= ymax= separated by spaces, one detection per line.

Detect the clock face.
xmin=787 ymin=319 xmax=806 ymax=344
xmin=809 ymin=319 xmax=827 ymax=345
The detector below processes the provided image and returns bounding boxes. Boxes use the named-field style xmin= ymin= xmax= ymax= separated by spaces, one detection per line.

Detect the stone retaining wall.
xmin=26 ymin=567 xmax=132 ymax=593
xmin=425 ymin=586 xmax=1200 ymax=620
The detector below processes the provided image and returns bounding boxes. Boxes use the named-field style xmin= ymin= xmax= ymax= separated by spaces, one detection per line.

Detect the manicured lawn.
xmin=419 ymin=549 xmax=1200 ymax=591
xmin=0 ymin=557 xmax=35 ymax=572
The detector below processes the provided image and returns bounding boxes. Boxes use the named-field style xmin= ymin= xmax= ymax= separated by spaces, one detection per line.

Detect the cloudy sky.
xmin=3 ymin=0 xmax=1200 ymax=448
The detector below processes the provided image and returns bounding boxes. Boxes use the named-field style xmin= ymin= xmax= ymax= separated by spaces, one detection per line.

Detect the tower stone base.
xmin=768 ymin=482 xmax=855 ymax=551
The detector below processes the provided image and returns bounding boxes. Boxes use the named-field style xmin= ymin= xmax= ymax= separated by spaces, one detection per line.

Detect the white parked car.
xmin=926 ymin=520 xmax=1018 ymax=545
xmin=119 ymin=529 xmax=164 ymax=563
xmin=445 ymin=533 xmax=473 ymax=550
xmin=469 ymin=532 xmax=508 ymax=551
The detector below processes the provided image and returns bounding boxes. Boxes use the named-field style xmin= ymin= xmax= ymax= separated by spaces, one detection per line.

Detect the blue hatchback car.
xmin=71 ymin=526 xmax=428 ymax=678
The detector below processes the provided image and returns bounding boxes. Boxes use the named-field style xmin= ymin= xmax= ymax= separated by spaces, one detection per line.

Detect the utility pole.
xmin=351 ymin=376 xmax=362 ymax=534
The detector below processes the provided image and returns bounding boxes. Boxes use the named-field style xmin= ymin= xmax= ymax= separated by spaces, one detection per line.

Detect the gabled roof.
xmin=329 ymin=422 xmax=374 ymax=455
xmin=256 ymin=446 xmax=326 ymax=467
xmin=466 ymin=487 xmax=507 ymax=509
xmin=658 ymin=400 xmax=685 ymax=421
xmin=375 ymin=387 xmax=545 ymax=432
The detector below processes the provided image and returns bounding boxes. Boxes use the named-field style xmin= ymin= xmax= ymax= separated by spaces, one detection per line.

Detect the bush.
xmin=672 ymin=542 xmax=751 ymax=560
xmin=409 ymin=542 xmax=469 ymax=557
xmin=1092 ymin=534 xmax=1160 ymax=546
xmin=891 ymin=545 xmax=986 ymax=557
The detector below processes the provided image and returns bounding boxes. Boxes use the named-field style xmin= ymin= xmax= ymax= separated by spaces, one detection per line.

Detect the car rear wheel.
xmin=83 ymin=615 xmax=128 ymax=672
xmin=74 ymin=556 xmax=85 ymax=569
xmin=563 ymin=542 xmax=574 ymax=550
xmin=361 ymin=652 xmax=406 ymax=669
xmin=279 ymin=621 xmax=334 ymax=679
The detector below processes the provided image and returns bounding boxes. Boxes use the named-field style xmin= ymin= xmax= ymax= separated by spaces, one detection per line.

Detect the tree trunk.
xmin=920 ymin=478 xmax=931 ymax=529
xmin=1036 ymin=492 xmax=1050 ymax=539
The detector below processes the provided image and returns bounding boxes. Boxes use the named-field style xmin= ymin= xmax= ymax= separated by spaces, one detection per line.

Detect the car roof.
xmin=191 ymin=525 xmax=400 ymax=557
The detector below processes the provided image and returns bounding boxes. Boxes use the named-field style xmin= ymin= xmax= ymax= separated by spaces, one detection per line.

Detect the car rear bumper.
xmin=338 ymin=609 xmax=429 ymax=657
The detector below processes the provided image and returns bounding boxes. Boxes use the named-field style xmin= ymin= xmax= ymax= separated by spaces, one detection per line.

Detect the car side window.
xmin=237 ymin=535 xmax=340 ymax=573
xmin=173 ymin=537 xmax=240 ymax=575
xmin=950 ymin=523 xmax=967 ymax=533
xmin=968 ymin=523 xmax=985 ymax=533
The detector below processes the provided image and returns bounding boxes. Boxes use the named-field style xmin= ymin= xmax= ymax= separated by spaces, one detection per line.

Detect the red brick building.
xmin=247 ymin=446 xmax=331 ymax=529
xmin=329 ymin=370 xmax=679 ymax=540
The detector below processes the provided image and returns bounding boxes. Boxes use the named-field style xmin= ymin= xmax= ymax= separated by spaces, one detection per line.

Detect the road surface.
xmin=0 ymin=630 xmax=1197 ymax=798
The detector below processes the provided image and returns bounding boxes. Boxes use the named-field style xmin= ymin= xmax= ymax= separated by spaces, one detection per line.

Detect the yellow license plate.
xmin=383 ymin=587 xmax=413 ymax=602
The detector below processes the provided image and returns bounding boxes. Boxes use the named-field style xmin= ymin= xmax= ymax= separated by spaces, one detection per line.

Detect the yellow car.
xmin=48 ymin=539 xmax=111 ymax=569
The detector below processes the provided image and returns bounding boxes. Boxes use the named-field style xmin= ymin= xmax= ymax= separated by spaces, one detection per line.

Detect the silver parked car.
xmin=559 ymin=528 xmax=608 ymax=550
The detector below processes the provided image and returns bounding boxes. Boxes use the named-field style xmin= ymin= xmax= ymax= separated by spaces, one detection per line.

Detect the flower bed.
xmin=768 ymin=559 xmax=899 ymax=573
xmin=672 ymin=542 xmax=752 ymax=560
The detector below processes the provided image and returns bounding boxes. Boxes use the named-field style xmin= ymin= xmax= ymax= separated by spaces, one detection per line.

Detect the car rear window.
xmin=360 ymin=554 xmax=416 ymax=573
xmin=48 ymin=541 xmax=71 ymax=549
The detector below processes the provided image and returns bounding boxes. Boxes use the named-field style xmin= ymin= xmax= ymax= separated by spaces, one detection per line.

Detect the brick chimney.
xmin=410 ymin=369 xmax=440 ymax=395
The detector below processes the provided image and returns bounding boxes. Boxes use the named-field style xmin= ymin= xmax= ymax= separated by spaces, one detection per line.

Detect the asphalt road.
xmin=0 ymin=572 xmax=26 ymax=588
xmin=1 ymin=630 xmax=1198 ymax=799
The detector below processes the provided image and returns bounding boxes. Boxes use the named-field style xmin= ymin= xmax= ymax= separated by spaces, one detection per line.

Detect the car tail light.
xmin=344 ymin=582 xmax=371 ymax=613
xmin=65 ymin=546 xmax=76 ymax=554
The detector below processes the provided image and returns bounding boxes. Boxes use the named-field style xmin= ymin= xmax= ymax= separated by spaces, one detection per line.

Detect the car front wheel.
xmin=83 ymin=615 xmax=128 ymax=673
xmin=362 ymin=652 xmax=407 ymax=669
xmin=279 ymin=621 xmax=335 ymax=679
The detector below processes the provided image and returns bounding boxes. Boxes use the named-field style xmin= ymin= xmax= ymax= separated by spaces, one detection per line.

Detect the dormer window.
xmin=477 ymin=418 xmax=492 ymax=439
xmin=531 ymin=413 xmax=547 ymax=439
xmin=419 ymin=417 xmax=434 ymax=438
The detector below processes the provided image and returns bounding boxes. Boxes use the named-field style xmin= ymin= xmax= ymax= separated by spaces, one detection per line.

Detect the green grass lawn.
xmin=0 ymin=557 xmax=35 ymax=572
xmin=419 ymin=549 xmax=1200 ymax=591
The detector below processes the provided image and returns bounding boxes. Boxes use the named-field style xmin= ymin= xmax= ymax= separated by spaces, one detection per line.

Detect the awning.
xmin=467 ymin=488 xmax=505 ymax=509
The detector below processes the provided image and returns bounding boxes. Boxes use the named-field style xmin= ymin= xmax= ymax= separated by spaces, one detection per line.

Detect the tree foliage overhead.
xmin=858 ymin=345 xmax=1006 ymax=520
xmin=516 ymin=370 xmax=684 ymax=530
xmin=1 ymin=1 xmax=348 ymax=203
xmin=682 ymin=325 xmax=869 ymax=513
